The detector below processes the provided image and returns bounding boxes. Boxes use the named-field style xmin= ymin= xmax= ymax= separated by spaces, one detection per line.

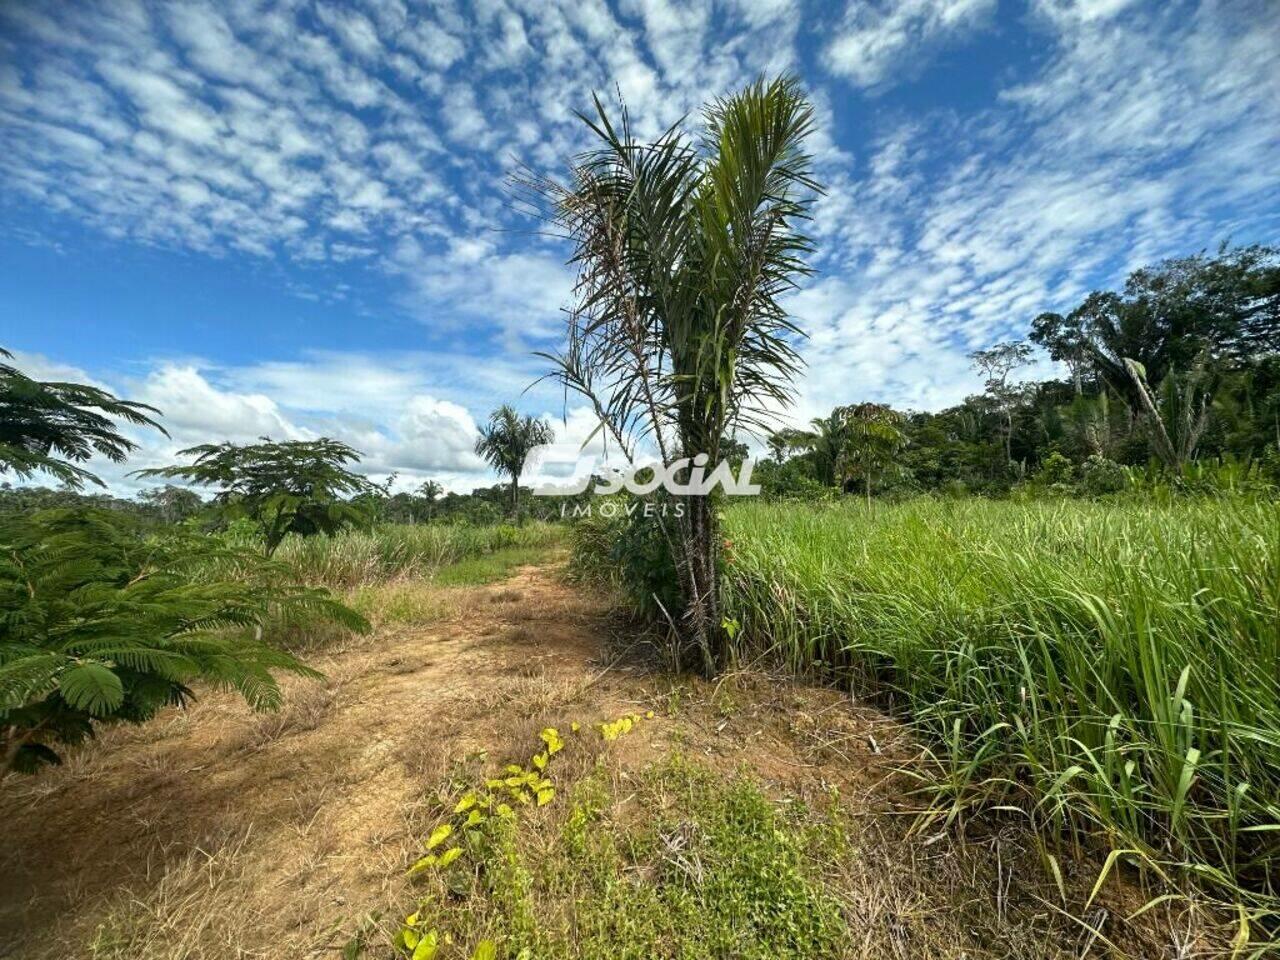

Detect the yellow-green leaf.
xmin=540 ymin=727 xmax=564 ymax=755
xmin=454 ymin=793 xmax=478 ymax=814
xmin=409 ymin=855 xmax=438 ymax=876
xmin=425 ymin=823 xmax=452 ymax=850
xmin=411 ymin=930 xmax=439 ymax=960
xmin=536 ymin=787 xmax=555 ymax=806
xmin=471 ymin=940 xmax=497 ymax=960
xmin=465 ymin=809 xmax=486 ymax=828
xmin=436 ymin=846 xmax=462 ymax=868
xmin=531 ymin=752 xmax=548 ymax=771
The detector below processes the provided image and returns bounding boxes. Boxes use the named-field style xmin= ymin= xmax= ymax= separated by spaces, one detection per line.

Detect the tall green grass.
xmin=722 ymin=498 xmax=1280 ymax=918
xmin=272 ymin=522 xmax=562 ymax=588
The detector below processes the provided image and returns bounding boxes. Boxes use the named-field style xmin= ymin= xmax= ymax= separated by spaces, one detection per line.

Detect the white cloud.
xmin=2 ymin=0 xmax=1277 ymax=451
xmin=134 ymin=365 xmax=305 ymax=444
xmin=823 ymin=0 xmax=996 ymax=90
xmin=391 ymin=396 xmax=485 ymax=472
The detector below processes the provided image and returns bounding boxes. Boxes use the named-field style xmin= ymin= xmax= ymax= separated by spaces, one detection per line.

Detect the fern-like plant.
xmin=0 ymin=347 xmax=165 ymax=489
xmin=0 ymin=508 xmax=368 ymax=774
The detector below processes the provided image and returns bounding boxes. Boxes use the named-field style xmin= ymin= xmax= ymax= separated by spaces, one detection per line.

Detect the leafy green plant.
xmin=566 ymin=494 xmax=684 ymax=624
xmin=1077 ymin=453 xmax=1128 ymax=495
xmin=1037 ymin=451 xmax=1075 ymax=486
xmin=0 ymin=347 xmax=165 ymax=490
xmin=397 ymin=752 xmax=849 ymax=960
xmin=136 ymin=437 xmax=377 ymax=556
xmin=0 ymin=508 xmax=367 ymax=773
xmin=394 ymin=714 xmax=652 ymax=959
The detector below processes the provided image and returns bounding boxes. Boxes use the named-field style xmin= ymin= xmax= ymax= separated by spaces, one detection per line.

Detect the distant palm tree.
xmin=416 ymin=479 xmax=443 ymax=520
xmin=795 ymin=413 xmax=849 ymax=486
xmin=474 ymin=405 xmax=553 ymax=518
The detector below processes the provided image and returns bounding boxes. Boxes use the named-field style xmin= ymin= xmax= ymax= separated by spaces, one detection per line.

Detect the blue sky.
xmin=1 ymin=0 xmax=1278 ymax=492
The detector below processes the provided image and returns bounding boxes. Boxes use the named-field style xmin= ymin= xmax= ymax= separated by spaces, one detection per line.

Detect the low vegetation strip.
xmin=272 ymin=522 xmax=563 ymax=588
xmin=722 ymin=498 xmax=1280 ymax=920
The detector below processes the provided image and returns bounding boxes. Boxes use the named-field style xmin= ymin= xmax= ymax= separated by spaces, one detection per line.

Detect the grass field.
xmin=722 ymin=498 xmax=1280 ymax=921
xmin=272 ymin=521 xmax=563 ymax=588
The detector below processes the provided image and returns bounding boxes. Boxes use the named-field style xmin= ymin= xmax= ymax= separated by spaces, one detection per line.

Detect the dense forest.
xmin=759 ymin=244 xmax=1280 ymax=499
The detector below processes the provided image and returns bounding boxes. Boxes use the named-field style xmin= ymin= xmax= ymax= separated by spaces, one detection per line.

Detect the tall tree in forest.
xmin=970 ymin=340 xmax=1033 ymax=464
xmin=1030 ymin=245 xmax=1279 ymax=418
xmin=837 ymin=402 xmax=907 ymax=505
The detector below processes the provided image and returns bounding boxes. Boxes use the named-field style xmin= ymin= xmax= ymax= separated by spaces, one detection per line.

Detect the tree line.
xmin=759 ymin=244 xmax=1280 ymax=500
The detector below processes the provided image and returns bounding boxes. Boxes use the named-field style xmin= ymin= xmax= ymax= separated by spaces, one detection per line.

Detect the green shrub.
xmin=0 ymin=508 xmax=367 ymax=773
xmin=1077 ymin=454 xmax=1128 ymax=495
xmin=568 ymin=496 xmax=682 ymax=621
xmin=1037 ymin=450 xmax=1075 ymax=486
xmin=753 ymin=459 xmax=833 ymax=500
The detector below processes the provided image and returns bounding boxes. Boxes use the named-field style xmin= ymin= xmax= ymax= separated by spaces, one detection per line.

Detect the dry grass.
xmin=0 ymin=560 xmax=1234 ymax=960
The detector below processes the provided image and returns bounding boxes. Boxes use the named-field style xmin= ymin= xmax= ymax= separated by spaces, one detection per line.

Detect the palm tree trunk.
xmin=678 ymin=494 xmax=721 ymax=676
xmin=511 ymin=471 xmax=520 ymax=520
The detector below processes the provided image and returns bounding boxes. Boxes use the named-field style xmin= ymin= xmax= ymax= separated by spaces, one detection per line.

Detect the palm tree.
xmin=531 ymin=75 xmax=821 ymax=672
xmin=793 ymin=413 xmax=849 ymax=486
xmin=416 ymin=479 xmax=443 ymax=520
xmin=474 ymin=405 xmax=554 ymax=518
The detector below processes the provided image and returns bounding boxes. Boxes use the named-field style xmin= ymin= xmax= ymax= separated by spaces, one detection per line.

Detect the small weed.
xmin=386 ymin=714 xmax=852 ymax=960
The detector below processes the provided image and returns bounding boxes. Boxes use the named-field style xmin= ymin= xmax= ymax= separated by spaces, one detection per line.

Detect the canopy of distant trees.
xmin=760 ymin=244 xmax=1280 ymax=498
